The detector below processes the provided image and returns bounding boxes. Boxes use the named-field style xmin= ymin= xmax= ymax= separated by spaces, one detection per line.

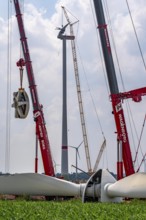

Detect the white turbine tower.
xmin=57 ymin=24 xmax=75 ymax=176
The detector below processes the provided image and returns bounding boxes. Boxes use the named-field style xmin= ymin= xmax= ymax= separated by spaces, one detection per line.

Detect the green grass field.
xmin=0 ymin=198 xmax=145 ymax=220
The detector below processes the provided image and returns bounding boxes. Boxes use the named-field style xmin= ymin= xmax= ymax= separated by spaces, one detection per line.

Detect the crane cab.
xmin=12 ymin=88 xmax=29 ymax=119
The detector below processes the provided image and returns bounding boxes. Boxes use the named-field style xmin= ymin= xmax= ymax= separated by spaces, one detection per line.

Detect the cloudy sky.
xmin=0 ymin=0 xmax=146 ymax=175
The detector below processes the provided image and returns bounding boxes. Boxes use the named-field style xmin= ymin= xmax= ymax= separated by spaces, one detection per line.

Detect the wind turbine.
xmin=69 ymin=141 xmax=83 ymax=181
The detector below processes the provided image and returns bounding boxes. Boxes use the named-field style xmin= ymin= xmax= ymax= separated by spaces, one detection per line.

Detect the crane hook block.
xmin=12 ymin=88 xmax=29 ymax=119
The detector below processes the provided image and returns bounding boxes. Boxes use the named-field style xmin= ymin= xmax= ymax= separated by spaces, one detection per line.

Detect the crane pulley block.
xmin=12 ymin=88 xmax=29 ymax=119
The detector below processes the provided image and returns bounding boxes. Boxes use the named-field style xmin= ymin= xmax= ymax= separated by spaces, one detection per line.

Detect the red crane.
xmin=93 ymin=0 xmax=146 ymax=179
xmin=13 ymin=0 xmax=55 ymax=176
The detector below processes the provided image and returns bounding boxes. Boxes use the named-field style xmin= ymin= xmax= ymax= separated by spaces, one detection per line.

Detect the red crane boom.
xmin=93 ymin=0 xmax=146 ymax=179
xmin=13 ymin=0 xmax=55 ymax=176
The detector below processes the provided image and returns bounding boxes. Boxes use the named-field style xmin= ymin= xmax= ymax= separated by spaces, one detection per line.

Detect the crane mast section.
xmin=13 ymin=0 xmax=55 ymax=176
xmin=62 ymin=7 xmax=92 ymax=172
xmin=71 ymin=39 xmax=92 ymax=172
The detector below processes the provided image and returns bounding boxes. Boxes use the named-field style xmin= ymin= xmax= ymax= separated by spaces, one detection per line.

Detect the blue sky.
xmin=24 ymin=0 xmax=56 ymax=17
xmin=0 ymin=1 xmax=56 ymax=20
xmin=0 ymin=0 xmax=146 ymax=175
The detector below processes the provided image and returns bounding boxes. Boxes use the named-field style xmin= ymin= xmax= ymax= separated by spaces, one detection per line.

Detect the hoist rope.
xmin=18 ymin=1 xmax=25 ymax=88
xmin=103 ymin=0 xmax=125 ymax=90
xmin=90 ymin=0 xmax=110 ymax=97
xmin=103 ymin=0 xmax=145 ymax=168
xmin=76 ymin=42 xmax=106 ymax=140
xmin=63 ymin=7 xmax=79 ymax=23
xmin=102 ymin=0 xmax=140 ymax=166
xmin=20 ymin=67 xmax=23 ymax=89
xmin=125 ymin=0 xmax=146 ymax=167
xmin=19 ymin=0 xmax=24 ymax=58
xmin=88 ymin=0 xmax=110 ymax=170
xmin=62 ymin=6 xmax=80 ymax=41
xmin=88 ymin=0 xmax=109 ymax=137
xmin=105 ymin=0 xmax=146 ymax=169
xmin=103 ymin=0 xmax=139 ymax=161
xmin=134 ymin=114 xmax=146 ymax=165
xmin=62 ymin=5 xmax=107 ymax=172
xmin=126 ymin=0 xmax=146 ymax=72
xmin=5 ymin=0 xmax=12 ymax=173
xmin=103 ymin=1 xmax=138 ymax=154
xmin=137 ymin=153 xmax=146 ymax=172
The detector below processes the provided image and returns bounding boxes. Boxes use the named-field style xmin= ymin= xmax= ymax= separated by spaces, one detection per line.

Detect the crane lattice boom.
xmin=93 ymin=139 xmax=106 ymax=172
xmin=62 ymin=6 xmax=92 ymax=173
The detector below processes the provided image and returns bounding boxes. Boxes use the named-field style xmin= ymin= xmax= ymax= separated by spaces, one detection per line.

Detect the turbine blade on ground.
xmin=106 ymin=172 xmax=146 ymax=198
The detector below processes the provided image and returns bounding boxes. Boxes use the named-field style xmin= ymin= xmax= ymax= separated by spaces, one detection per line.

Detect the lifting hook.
xmin=17 ymin=58 xmax=25 ymax=89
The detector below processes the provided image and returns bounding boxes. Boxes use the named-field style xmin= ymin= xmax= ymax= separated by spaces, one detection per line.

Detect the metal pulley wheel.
xmin=12 ymin=88 xmax=29 ymax=119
